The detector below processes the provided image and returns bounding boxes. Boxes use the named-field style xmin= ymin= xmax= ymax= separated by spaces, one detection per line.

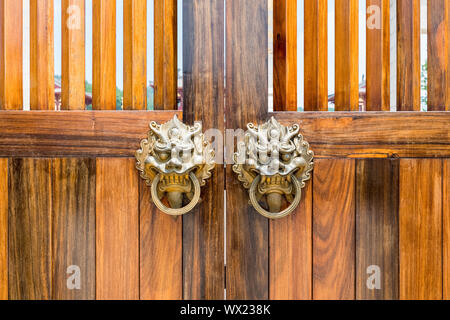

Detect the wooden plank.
xmin=30 ymin=0 xmax=54 ymax=110
xmin=356 ymin=159 xmax=399 ymax=300
xmin=154 ymin=0 xmax=177 ymax=110
xmin=96 ymin=158 xmax=139 ymax=300
xmin=399 ymin=159 xmax=442 ymax=300
xmin=397 ymin=0 xmax=421 ymax=111
xmin=61 ymin=0 xmax=85 ymax=110
xmin=8 ymin=159 xmax=52 ymax=300
xmin=427 ymin=0 xmax=450 ymax=111
xmin=123 ymin=0 xmax=147 ymax=110
xmin=335 ymin=0 xmax=359 ymax=111
xmin=273 ymin=0 xmax=297 ymax=111
xmin=0 ymin=159 xmax=7 ymax=300
xmin=366 ymin=0 xmax=390 ymax=111
xmin=304 ymin=0 xmax=328 ymax=111
xmin=269 ymin=182 xmax=312 ymax=300
xmin=226 ymin=0 xmax=269 ymax=300
xmin=93 ymin=0 xmax=116 ymax=110
xmin=313 ymin=159 xmax=355 ymax=300
xmin=183 ymin=0 xmax=224 ymax=299
xmin=444 ymin=159 xmax=449 ymax=300
xmin=52 ymin=158 xmax=95 ymax=300
xmin=0 ymin=0 xmax=23 ymax=110
xmin=139 ymin=180 xmax=182 ymax=300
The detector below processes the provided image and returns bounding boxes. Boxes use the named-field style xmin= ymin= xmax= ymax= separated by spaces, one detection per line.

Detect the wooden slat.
xmin=273 ymin=0 xmax=297 ymax=111
xmin=52 ymin=158 xmax=95 ymax=300
xmin=30 ymin=0 xmax=54 ymax=110
xmin=397 ymin=0 xmax=421 ymax=111
xmin=0 ymin=0 xmax=23 ymax=110
xmin=226 ymin=0 xmax=269 ymax=300
xmin=427 ymin=0 xmax=450 ymax=111
xmin=96 ymin=158 xmax=139 ymax=300
xmin=399 ymin=159 xmax=442 ymax=300
xmin=313 ymin=159 xmax=355 ymax=300
xmin=366 ymin=0 xmax=390 ymax=111
xmin=9 ymin=159 xmax=52 ymax=300
xmin=444 ymin=159 xmax=450 ymax=300
xmin=356 ymin=159 xmax=399 ymax=300
xmin=93 ymin=0 xmax=116 ymax=110
xmin=304 ymin=0 xmax=328 ymax=111
xmin=139 ymin=180 xmax=182 ymax=300
xmin=61 ymin=0 xmax=85 ymax=110
xmin=0 ymin=158 xmax=7 ymax=300
xmin=269 ymin=182 xmax=312 ymax=300
xmin=335 ymin=0 xmax=359 ymax=111
xmin=183 ymin=0 xmax=224 ymax=299
xmin=123 ymin=0 xmax=147 ymax=110
xmin=154 ymin=0 xmax=177 ymax=110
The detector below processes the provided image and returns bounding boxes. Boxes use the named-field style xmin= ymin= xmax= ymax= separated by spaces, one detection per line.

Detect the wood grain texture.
xmin=183 ymin=0 xmax=224 ymax=300
xmin=96 ymin=158 xmax=139 ymax=300
xmin=397 ymin=0 xmax=421 ymax=111
xmin=366 ymin=0 xmax=390 ymax=111
xmin=62 ymin=0 xmax=85 ymax=110
xmin=52 ymin=158 xmax=95 ymax=300
xmin=304 ymin=0 xmax=328 ymax=111
xmin=313 ymin=159 xmax=355 ymax=300
xmin=335 ymin=0 xmax=359 ymax=111
xmin=8 ymin=159 xmax=52 ymax=300
xmin=444 ymin=160 xmax=449 ymax=300
xmin=154 ymin=0 xmax=177 ymax=110
xmin=226 ymin=0 xmax=269 ymax=300
xmin=93 ymin=0 xmax=116 ymax=110
xmin=273 ymin=0 xmax=297 ymax=111
xmin=123 ymin=0 xmax=147 ymax=110
xmin=356 ymin=159 xmax=399 ymax=300
xmin=399 ymin=159 xmax=442 ymax=300
xmin=427 ymin=0 xmax=450 ymax=111
xmin=269 ymin=182 xmax=312 ymax=300
xmin=30 ymin=0 xmax=54 ymax=110
xmin=139 ymin=179 xmax=182 ymax=300
xmin=0 ymin=158 xmax=7 ymax=300
xmin=0 ymin=0 xmax=23 ymax=110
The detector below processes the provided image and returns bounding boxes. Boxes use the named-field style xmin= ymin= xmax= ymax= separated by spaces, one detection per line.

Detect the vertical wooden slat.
xmin=9 ymin=159 xmax=52 ymax=300
xmin=62 ymin=0 xmax=85 ymax=110
xmin=335 ymin=0 xmax=359 ymax=111
xmin=269 ymin=182 xmax=312 ymax=300
xmin=30 ymin=0 xmax=54 ymax=110
xmin=226 ymin=0 xmax=269 ymax=300
xmin=444 ymin=160 xmax=450 ymax=300
xmin=183 ymin=0 xmax=224 ymax=299
xmin=139 ymin=180 xmax=182 ymax=300
xmin=427 ymin=0 xmax=450 ymax=111
xmin=154 ymin=0 xmax=177 ymax=110
xmin=96 ymin=158 xmax=139 ymax=300
xmin=0 ymin=159 xmax=7 ymax=300
xmin=313 ymin=159 xmax=355 ymax=300
xmin=356 ymin=159 xmax=399 ymax=300
xmin=52 ymin=158 xmax=95 ymax=300
xmin=123 ymin=0 xmax=147 ymax=110
xmin=0 ymin=0 xmax=23 ymax=110
xmin=366 ymin=0 xmax=390 ymax=111
xmin=304 ymin=0 xmax=328 ymax=111
xmin=273 ymin=0 xmax=297 ymax=111
xmin=397 ymin=0 xmax=421 ymax=111
xmin=399 ymin=159 xmax=442 ymax=300
xmin=93 ymin=0 xmax=116 ymax=110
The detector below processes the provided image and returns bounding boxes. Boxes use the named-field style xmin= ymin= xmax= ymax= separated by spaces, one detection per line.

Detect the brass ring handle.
xmin=151 ymin=172 xmax=201 ymax=216
xmin=249 ymin=174 xmax=302 ymax=219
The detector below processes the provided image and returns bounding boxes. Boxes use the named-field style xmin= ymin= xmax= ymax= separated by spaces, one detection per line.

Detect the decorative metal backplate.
xmin=233 ymin=117 xmax=314 ymax=219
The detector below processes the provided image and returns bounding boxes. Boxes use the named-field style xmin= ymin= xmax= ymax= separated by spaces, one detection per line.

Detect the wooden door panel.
xmin=0 ymin=158 xmax=7 ymax=300
xmin=444 ymin=160 xmax=450 ymax=299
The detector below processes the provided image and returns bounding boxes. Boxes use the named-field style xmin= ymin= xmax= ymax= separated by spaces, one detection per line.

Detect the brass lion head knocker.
xmin=136 ymin=115 xmax=215 ymax=215
xmin=233 ymin=117 xmax=314 ymax=219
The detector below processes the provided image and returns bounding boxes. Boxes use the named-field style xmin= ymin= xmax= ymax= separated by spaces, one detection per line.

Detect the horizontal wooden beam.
xmin=0 ymin=111 xmax=449 ymax=158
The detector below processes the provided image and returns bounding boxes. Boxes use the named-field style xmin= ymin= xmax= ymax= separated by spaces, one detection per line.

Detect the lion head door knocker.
xmin=233 ymin=117 xmax=314 ymax=219
xmin=136 ymin=115 xmax=215 ymax=216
